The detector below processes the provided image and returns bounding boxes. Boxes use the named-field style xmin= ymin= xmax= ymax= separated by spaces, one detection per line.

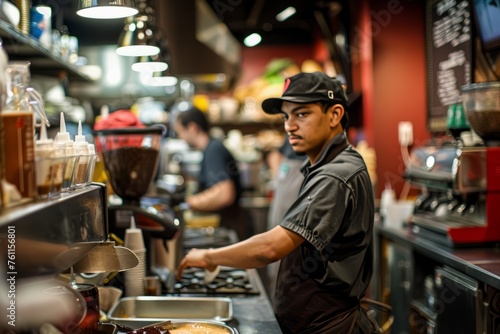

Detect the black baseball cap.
xmin=262 ymin=71 xmax=349 ymax=114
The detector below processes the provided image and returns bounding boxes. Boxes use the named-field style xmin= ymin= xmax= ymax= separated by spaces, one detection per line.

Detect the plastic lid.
xmin=55 ymin=112 xmax=72 ymax=143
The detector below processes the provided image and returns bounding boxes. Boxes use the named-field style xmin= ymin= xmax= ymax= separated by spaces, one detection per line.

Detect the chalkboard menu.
xmin=426 ymin=0 xmax=474 ymax=132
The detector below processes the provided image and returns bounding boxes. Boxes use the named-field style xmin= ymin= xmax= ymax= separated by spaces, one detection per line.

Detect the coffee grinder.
xmin=93 ymin=127 xmax=181 ymax=279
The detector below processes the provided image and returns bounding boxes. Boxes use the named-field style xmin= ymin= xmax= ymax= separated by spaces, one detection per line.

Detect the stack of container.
xmin=123 ymin=216 xmax=146 ymax=296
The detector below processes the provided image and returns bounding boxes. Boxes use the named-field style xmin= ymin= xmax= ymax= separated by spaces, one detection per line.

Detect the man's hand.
xmin=176 ymin=248 xmax=217 ymax=280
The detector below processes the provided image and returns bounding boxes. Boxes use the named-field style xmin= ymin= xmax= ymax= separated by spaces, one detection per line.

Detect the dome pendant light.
xmin=131 ymin=60 xmax=168 ymax=73
xmin=116 ymin=16 xmax=160 ymax=57
xmin=77 ymin=0 xmax=138 ymax=19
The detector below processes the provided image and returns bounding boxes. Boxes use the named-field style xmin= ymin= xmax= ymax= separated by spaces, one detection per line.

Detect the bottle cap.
xmin=74 ymin=120 xmax=87 ymax=143
xmin=74 ymin=120 xmax=89 ymax=156
xmin=36 ymin=121 xmax=53 ymax=145
xmin=55 ymin=112 xmax=71 ymax=143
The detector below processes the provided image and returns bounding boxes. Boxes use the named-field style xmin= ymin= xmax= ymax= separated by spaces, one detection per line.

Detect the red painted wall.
xmin=370 ymin=0 xmax=430 ymax=198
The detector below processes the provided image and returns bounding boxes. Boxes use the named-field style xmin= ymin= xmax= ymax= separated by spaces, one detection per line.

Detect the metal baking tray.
xmin=107 ymin=296 xmax=233 ymax=328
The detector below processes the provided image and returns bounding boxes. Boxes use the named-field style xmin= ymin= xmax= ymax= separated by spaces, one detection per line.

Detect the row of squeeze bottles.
xmin=0 ymin=39 xmax=96 ymax=208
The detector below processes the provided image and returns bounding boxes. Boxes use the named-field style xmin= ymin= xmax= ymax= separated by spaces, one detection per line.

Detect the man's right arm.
xmin=176 ymin=226 xmax=304 ymax=278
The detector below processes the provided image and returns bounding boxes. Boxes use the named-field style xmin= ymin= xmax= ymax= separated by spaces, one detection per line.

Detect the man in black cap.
xmin=177 ymin=72 xmax=376 ymax=333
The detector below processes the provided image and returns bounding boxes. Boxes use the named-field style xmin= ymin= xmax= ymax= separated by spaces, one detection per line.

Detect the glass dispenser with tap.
xmin=0 ymin=61 xmax=48 ymax=201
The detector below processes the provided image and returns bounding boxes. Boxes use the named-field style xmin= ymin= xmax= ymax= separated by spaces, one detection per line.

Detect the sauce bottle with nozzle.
xmin=74 ymin=120 xmax=90 ymax=187
xmin=54 ymin=112 xmax=76 ymax=191
xmin=35 ymin=121 xmax=59 ymax=197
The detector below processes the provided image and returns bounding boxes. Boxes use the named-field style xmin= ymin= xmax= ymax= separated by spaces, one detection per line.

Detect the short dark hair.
xmin=319 ymin=102 xmax=349 ymax=129
xmin=176 ymin=106 xmax=209 ymax=133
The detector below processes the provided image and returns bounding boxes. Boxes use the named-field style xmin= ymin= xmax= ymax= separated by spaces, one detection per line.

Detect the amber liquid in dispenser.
xmin=1 ymin=111 xmax=36 ymax=198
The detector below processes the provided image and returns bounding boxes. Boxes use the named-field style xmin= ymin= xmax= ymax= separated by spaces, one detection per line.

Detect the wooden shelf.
xmin=0 ymin=20 xmax=94 ymax=82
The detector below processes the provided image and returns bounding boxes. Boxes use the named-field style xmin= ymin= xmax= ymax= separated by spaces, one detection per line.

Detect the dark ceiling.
xmin=36 ymin=0 xmax=349 ymax=47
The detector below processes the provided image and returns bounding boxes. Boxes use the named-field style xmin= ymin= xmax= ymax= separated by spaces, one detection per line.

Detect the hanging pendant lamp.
xmin=132 ymin=56 xmax=168 ymax=72
xmin=131 ymin=35 xmax=170 ymax=72
xmin=77 ymin=0 xmax=138 ymax=19
xmin=116 ymin=15 xmax=160 ymax=57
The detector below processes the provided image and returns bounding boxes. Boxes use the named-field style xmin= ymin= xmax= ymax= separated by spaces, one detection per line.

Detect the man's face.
xmin=281 ymin=101 xmax=340 ymax=163
xmin=174 ymin=120 xmax=195 ymax=147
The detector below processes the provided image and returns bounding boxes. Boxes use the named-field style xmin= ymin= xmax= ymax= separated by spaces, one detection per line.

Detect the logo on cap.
xmin=328 ymin=90 xmax=334 ymax=99
xmin=283 ymin=78 xmax=291 ymax=93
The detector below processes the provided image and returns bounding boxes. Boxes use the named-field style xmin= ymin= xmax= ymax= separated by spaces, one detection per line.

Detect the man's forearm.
xmin=206 ymin=233 xmax=277 ymax=269
xmin=187 ymin=180 xmax=235 ymax=211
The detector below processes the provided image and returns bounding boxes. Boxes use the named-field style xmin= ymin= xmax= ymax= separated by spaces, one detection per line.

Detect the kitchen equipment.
xmin=0 ymin=184 xmax=108 ymax=278
xmin=170 ymin=266 xmax=260 ymax=296
xmin=433 ymin=266 xmax=483 ymax=333
xmin=182 ymin=227 xmax=238 ymax=250
xmin=70 ymin=241 xmax=139 ymax=274
xmin=461 ymin=82 xmax=500 ymax=146
xmin=107 ymin=296 xmax=233 ymax=328
xmin=405 ymin=144 xmax=500 ymax=246
xmin=93 ymin=127 xmax=181 ymax=279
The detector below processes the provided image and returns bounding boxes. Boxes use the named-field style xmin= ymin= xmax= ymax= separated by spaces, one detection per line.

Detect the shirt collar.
xmin=300 ymin=132 xmax=349 ymax=176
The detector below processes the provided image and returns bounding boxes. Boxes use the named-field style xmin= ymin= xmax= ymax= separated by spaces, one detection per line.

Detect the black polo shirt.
xmin=274 ymin=132 xmax=374 ymax=333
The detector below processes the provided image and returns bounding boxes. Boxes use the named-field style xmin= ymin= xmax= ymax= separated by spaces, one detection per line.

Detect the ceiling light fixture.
xmin=132 ymin=59 xmax=168 ymax=72
xmin=131 ymin=41 xmax=169 ymax=73
xmin=77 ymin=0 xmax=138 ymax=19
xmin=243 ymin=33 xmax=262 ymax=47
xmin=116 ymin=15 xmax=160 ymax=57
xmin=140 ymin=73 xmax=178 ymax=87
xmin=276 ymin=6 xmax=296 ymax=22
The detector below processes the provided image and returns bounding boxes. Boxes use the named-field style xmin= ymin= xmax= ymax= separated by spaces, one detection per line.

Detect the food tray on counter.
xmin=107 ymin=296 xmax=233 ymax=328
xmin=113 ymin=320 xmax=237 ymax=333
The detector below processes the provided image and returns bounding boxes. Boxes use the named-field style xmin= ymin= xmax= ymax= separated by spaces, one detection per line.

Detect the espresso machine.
xmin=93 ymin=127 xmax=182 ymax=280
xmin=405 ymin=143 xmax=500 ymax=247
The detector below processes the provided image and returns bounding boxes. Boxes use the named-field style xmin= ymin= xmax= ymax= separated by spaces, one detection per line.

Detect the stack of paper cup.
xmin=123 ymin=216 xmax=146 ymax=296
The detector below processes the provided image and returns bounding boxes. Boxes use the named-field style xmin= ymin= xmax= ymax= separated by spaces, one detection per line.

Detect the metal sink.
xmin=107 ymin=296 xmax=233 ymax=328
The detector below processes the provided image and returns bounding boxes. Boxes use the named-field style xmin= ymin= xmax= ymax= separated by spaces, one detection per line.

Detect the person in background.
xmin=174 ymin=106 xmax=252 ymax=241
xmin=177 ymin=72 xmax=376 ymax=333
xmin=264 ymin=136 xmax=306 ymax=298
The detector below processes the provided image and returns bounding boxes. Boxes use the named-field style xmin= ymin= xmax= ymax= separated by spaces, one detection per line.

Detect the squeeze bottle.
xmin=35 ymin=122 xmax=58 ymax=197
xmin=74 ymin=120 xmax=90 ymax=186
xmin=54 ymin=112 xmax=76 ymax=190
